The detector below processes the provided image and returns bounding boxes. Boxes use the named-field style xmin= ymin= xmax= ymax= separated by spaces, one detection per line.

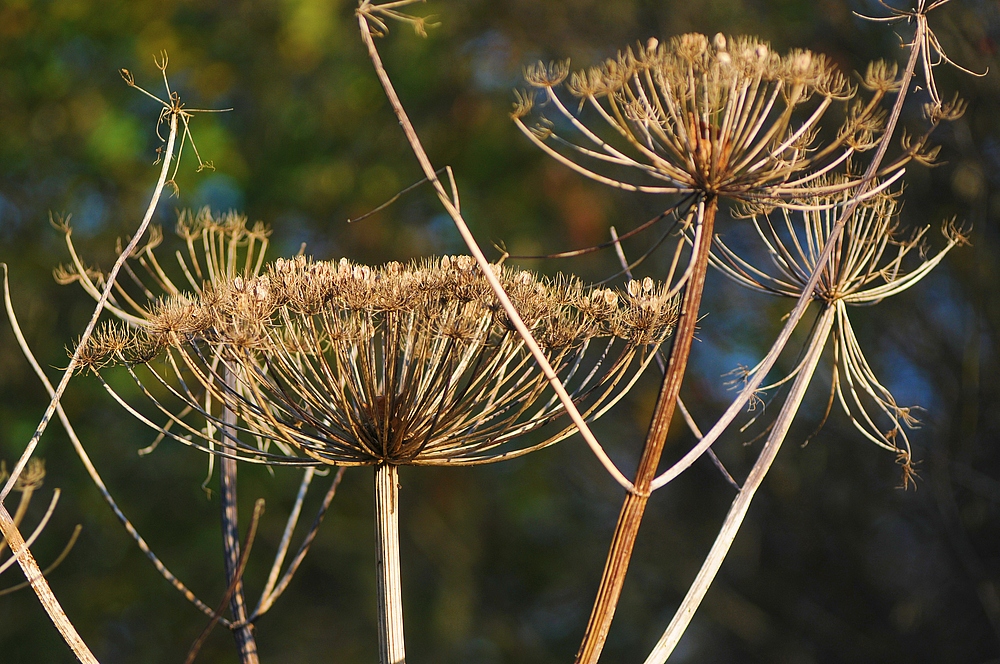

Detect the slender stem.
xmin=251 ymin=467 xmax=346 ymax=620
xmin=355 ymin=11 xmax=635 ymax=493
xmin=575 ymin=197 xmax=717 ymax=664
xmin=0 ymin=110 xmax=178 ymax=664
xmin=220 ymin=369 xmax=259 ymax=663
xmin=374 ymin=463 xmax=405 ymax=664
xmin=0 ymin=114 xmax=178 ymax=504
xmin=0 ymin=505 xmax=99 ymax=663
xmin=644 ymin=305 xmax=836 ymax=663
xmin=254 ymin=467 xmax=315 ymax=614
xmin=2 ymin=267 xmax=225 ymax=623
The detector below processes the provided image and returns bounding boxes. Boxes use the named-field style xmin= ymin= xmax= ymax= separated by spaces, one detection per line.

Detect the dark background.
xmin=1 ymin=0 xmax=999 ymax=662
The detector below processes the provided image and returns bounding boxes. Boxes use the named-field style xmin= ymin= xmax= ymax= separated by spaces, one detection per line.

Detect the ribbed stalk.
xmin=375 ymin=463 xmax=406 ymax=664
xmin=221 ymin=368 xmax=259 ymax=663
xmin=575 ymin=197 xmax=718 ymax=664
xmin=644 ymin=305 xmax=836 ymax=663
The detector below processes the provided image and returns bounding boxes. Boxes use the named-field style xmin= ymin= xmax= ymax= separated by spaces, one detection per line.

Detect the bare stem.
xmin=355 ymin=9 xmax=635 ymax=493
xmin=375 ymin=463 xmax=405 ymax=664
xmin=2 ymin=266 xmax=225 ymax=623
xmin=575 ymin=197 xmax=717 ymax=664
xmin=251 ymin=467 xmax=346 ymax=621
xmin=644 ymin=305 xmax=836 ymax=663
xmin=220 ymin=371 xmax=259 ymax=663
xmin=0 ymin=505 xmax=99 ymax=663
xmin=0 ymin=108 xmax=179 ymax=664
xmin=0 ymin=113 xmax=178 ymax=504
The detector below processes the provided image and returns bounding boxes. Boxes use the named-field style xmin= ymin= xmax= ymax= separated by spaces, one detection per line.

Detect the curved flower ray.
xmin=709 ymin=179 xmax=967 ymax=473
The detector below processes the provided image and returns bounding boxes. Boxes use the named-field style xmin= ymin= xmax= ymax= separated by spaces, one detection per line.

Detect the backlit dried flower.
xmin=82 ymin=256 xmax=677 ymax=467
xmin=710 ymin=178 xmax=967 ymax=480
xmin=514 ymin=34 xmax=897 ymax=202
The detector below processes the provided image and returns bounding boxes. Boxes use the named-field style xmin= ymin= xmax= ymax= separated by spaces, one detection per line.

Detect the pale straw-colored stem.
xmin=251 ymin=467 xmax=346 ymax=620
xmin=356 ymin=10 xmax=635 ymax=493
xmin=644 ymin=304 xmax=836 ymax=663
xmin=255 ymin=467 xmax=315 ymax=612
xmin=2 ymin=267 xmax=224 ymax=622
xmin=0 ymin=490 xmax=60 ymax=577
xmin=0 ymin=113 xmax=178 ymax=504
xmin=0 ymin=111 xmax=178 ymax=664
xmin=375 ymin=463 xmax=406 ymax=664
xmin=0 ymin=505 xmax=99 ymax=663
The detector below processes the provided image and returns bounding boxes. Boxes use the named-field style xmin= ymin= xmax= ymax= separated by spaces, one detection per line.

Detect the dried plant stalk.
xmin=575 ymin=196 xmax=717 ymax=663
xmin=646 ymin=305 xmax=835 ymax=662
xmin=374 ymin=463 xmax=405 ymax=664
xmin=0 ymin=506 xmax=98 ymax=664
xmin=221 ymin=370 xmax=259 ymax=664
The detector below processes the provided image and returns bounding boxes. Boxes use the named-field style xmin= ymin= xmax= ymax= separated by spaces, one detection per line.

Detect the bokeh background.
xmin=1 ymin=0 xmax=999 ymax=662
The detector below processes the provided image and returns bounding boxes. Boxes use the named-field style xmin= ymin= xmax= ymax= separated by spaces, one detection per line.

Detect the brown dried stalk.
xmin=513 ymin=3 xmax=968 ymax=660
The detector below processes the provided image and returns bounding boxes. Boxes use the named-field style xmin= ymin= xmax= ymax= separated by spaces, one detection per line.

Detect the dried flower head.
xmin=82 ymin=256 xmax=677 ymax=467
xmin=57 ymin=207 xmax=272 ymax=330
xmin=710 ymin=177 xmax=967 ymax=475
xmin=0 ymin=459 xmax=45 ymax=494
xmin=514 ymin=34 xmax=895 ymax=202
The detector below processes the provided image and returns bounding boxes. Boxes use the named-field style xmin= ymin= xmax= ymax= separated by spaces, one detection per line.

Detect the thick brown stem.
xmin=375 ymin=463 xmax=405 ymax=664
xmin=221 ymin=370 xmax=259 ymax=664
xmin=575 ymin=197 xmax=718 ymax=664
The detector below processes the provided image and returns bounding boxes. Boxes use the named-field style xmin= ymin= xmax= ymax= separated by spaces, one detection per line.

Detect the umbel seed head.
xmin=515 ymin=33 xmax=891 ymax=204
xmin=82 ymin=255 xmax=678 ymax=467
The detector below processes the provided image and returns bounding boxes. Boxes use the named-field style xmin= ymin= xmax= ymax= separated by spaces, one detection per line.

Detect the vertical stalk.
xmin=355 ymin=12 xmax=635 ymax=492
xmin=576 ymin=197 xmax=717 ymax=664
xmin=221 ymin=369 xmax=259 ymax=664
xmin=644 ymin=305 xmax=836 ymax=663
xmin=375 ymin=463 xmax=405 ymax=664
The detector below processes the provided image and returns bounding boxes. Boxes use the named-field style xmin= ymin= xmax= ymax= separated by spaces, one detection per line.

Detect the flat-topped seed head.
xmin=86 ymin=255 xmax=679 ymax=466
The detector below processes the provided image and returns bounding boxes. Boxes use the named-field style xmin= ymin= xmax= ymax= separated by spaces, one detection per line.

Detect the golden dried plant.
xmin=514 ymin=34 xmax=915 ymax=202
xmin=78 ymin=252 xmax=677 ymax=467
xmin=710 ymin=179 xmax=968 ymax=483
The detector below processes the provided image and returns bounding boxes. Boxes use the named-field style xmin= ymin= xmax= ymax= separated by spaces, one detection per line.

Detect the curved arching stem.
xmin=1 ymin=115 xmax=178 ymax=504
xmin=644 ymin=304 xmax=835 ymax=663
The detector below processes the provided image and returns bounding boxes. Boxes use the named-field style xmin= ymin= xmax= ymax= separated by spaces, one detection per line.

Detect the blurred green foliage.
xmin=1 ymin=0 xmax=1000 ymax=662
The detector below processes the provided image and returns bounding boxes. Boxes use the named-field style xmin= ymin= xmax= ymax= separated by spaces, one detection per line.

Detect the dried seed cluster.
xmin=56 ymin=208 xmax=272 ymax=329
xmin=711 ymin=178 xmax=968 ymax=480
xmin=515 ymin=33 xmax=904 ymax=201
xmin=75 ymin=240 xmax=677 ymax=467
